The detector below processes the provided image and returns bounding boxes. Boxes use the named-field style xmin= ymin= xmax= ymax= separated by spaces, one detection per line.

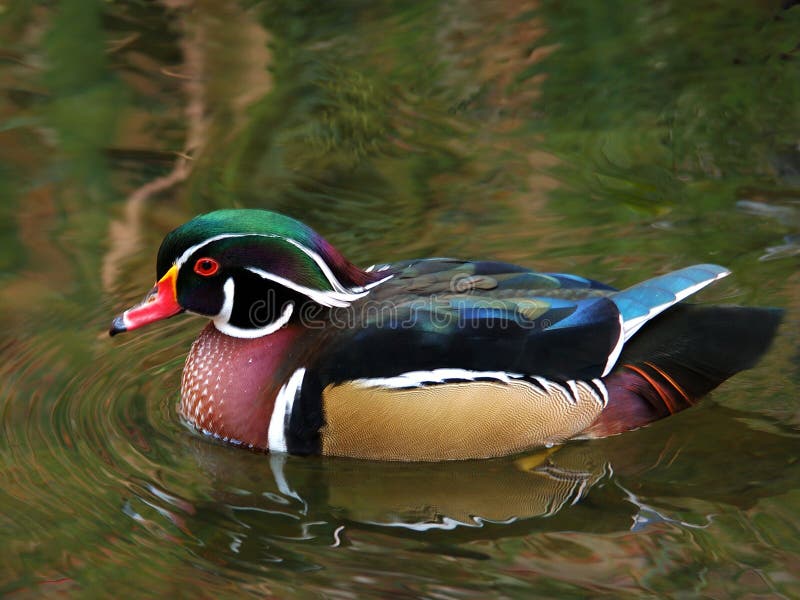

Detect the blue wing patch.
xmin=610 ymin=264 xmax=730 ymax=340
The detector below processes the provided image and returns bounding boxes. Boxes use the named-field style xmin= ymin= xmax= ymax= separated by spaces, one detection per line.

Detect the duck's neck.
xmin=180 ymin=323 xmax=308 ymax=449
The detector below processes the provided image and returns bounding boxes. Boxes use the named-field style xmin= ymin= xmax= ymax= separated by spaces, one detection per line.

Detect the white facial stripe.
xmin=269 ymin=367 xmax=306 ymax=454
xmin=245 ymin=267 xmax=366 ymax=308
xmin=174 ymin=232 xmax=392 ymax=297
xmin=176 ymin=233 xmax=251 ymax=268
xmin=364 ymin=263 xmax=392 ymax=273
xmin=365 ymin=273 xmax=393 ymax=289
xmin=278 ymin=236 xmax=380 ymax=293
xmin=280 ymin=237 xmax=394 ymax=292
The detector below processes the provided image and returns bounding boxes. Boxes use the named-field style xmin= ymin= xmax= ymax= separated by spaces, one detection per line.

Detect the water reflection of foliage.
xmin=526 ymin=1 xmax=800 ymax=241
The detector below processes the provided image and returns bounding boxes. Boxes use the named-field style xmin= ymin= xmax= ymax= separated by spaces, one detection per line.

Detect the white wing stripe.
xmin=602 ymin=313 xmax=626 ymax=377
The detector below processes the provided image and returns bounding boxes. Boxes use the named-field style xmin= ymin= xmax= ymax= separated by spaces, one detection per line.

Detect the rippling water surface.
xmin=1 ymin=1 xmax=799 ymax=597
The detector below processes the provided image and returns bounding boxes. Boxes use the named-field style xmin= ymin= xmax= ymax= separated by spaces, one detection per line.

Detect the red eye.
xmin=193 ymin=257 xmax=220 ymax=277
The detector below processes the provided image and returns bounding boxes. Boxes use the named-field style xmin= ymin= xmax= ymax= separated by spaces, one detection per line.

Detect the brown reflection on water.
xmin=103 ymin=0 xmax=274 ymax=292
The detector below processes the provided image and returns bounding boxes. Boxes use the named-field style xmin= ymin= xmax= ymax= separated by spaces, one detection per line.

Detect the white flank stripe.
xmin=539 ymin=378 xmax=570 ymax=399
xmin=532 ymin=376 xmax=550 ymax=389
xmin=354 ymin=368 xmax=525 ymax=389
xmin=269 ymin=367 xmax=306 ymax=454
xmin=565 ymin=380 xmax=581 ymax=404
xmin=354 ymin=369 xmax=610 ymax=412
xmin=592 ymin=378 xmax=609 ymax=407
xmin=605 ymin=266 xmax=730 ymax=376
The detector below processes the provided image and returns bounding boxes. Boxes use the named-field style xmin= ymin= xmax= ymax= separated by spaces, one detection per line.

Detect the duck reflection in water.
xmin=179 ymin=404 xmax=798 ymax=539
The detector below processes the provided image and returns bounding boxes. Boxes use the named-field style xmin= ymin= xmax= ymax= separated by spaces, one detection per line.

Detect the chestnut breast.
xmin=180 ymin=323 xmax=311 ymax=449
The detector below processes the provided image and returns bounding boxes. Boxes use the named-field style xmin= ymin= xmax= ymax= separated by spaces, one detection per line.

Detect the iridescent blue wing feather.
xmin=313 ymin=259 xmax=623 ymax=382
xmin=319 ymin=261 xmax=734 ymax=382
xmin=610 ymin=264 xmax=730 ymax=342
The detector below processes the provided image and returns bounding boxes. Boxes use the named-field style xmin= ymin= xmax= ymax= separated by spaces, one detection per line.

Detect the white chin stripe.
xmin=212 ymin=277 xmax=295 ymax=338
xmin=269 ymin=367 xmax=306 ymax=454
xmin=214 ymin=301 xmax=294 ymax=338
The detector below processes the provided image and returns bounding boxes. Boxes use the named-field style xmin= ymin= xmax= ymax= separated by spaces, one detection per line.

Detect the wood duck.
xmin=110 ymin=209 xmax=782 ymax=461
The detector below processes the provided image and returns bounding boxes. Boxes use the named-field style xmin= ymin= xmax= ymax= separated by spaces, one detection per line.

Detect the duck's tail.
xmin=583 ymin=304 xmax=783 ymax=438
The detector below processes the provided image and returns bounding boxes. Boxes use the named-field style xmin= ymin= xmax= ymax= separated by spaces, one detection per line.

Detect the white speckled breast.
xmin=181 ymin=328 xmax=234 ymax=436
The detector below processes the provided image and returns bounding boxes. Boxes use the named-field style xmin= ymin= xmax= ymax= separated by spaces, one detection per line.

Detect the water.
xmin=1 ymin=1 xmax=798 ymax=597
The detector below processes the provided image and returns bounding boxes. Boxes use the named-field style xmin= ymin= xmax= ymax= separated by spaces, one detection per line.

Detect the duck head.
xmin=110 ymin=209 xmax=383 ymax=338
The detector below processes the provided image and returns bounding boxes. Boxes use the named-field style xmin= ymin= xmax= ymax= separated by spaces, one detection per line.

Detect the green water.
xmin=1 ymin=1 xmax=799 ymax=597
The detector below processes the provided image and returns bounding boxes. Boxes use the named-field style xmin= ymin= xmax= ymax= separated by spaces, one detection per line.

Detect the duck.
xmin=110 ymin=209 xmax=782 ymax=461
